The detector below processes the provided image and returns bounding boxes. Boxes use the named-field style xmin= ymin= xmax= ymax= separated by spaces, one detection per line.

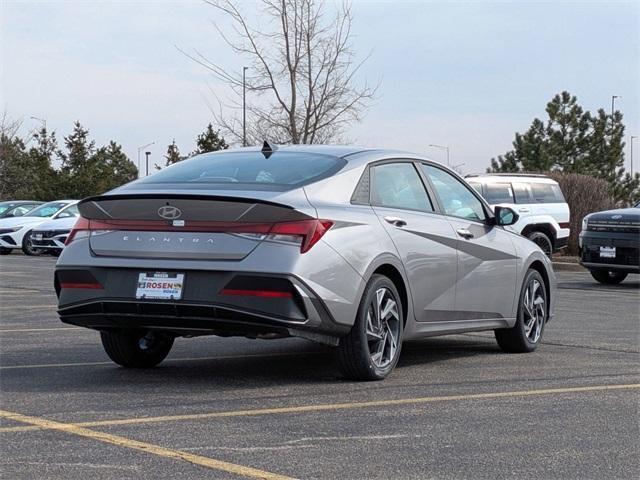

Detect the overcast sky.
xmin=1 ymin=0 xmax=638 ymax=175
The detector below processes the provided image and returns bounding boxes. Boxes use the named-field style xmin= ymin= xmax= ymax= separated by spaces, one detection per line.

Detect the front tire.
xmin=527 ymin=231 xmax=553 ymax=257
xmin=21 ymin=231 xmax=41 ymax=256
xmin=337 ymin=274 xmax=404 ymax=381
xmin=495 ymin=269 xmax=547 ymax=353
xmin=100 ymin=330 xmax=174 ymax=368
xmin=590 ymin=269 xmax=628 ymax=285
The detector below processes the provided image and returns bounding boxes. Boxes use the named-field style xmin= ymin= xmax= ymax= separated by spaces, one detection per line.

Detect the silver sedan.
xmin=55 ymin=144 xmax=555 ymax=380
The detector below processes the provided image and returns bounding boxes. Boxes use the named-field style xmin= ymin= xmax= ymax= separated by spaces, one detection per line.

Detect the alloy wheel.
xmin=365 ymin=287 xmax=401 ymax=369
xmin=522 ymin=278 xmax=546 ymax=343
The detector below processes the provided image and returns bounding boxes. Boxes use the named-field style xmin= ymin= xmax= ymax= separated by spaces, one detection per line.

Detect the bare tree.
xmin=0 ymin=110 xmax=23 ymax=140
xmin=182 ymin=0 xmax=377 ymax=145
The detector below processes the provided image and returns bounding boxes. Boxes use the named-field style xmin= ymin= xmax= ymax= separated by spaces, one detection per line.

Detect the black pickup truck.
xmin=579 ymin=202 xmax=640 ymax=284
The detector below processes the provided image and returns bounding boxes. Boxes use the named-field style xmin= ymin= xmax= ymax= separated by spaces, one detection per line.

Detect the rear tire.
xmin=21 ymin=230 xmax=41 ymax=256
xmin=337 ymin=274 xmax=404 ymax=381
xmin=100 ymin=330 xmax=174 ymax=368
xmin=527 ymin=231 xmax=553 ymax=257
xmin=495 ymin=269 xmax=547 ymax=353
xmin=590 ymin=270 xmax=628 ymax=285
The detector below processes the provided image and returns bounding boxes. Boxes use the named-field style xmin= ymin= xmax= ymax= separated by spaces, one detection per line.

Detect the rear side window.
xmin=136 ymin=151 xmax=346 ymax=191
xmin=512 ymin=183 xmax=531 ymax=204
xmin=371 ymin=163 xmax=434 ymax=212
xmin=483 ymin=183 xmax=514 ymax=204
xmin=531 ymin=183 xmax=565 ymax=203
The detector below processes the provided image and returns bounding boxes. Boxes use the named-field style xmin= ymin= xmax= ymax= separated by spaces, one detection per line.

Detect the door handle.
xmin=518 ymin=208 xmax=530 ymax=213
xmin=456 ymin=228 xmax=474 ymax=239
xmin=384 ymin=216 xmax=407 ymax=227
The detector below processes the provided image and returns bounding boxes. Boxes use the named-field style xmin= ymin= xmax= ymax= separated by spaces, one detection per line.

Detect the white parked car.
xmin=465 ymin=174 xmax=570 ymax=256
xmin=30 ymin=203 xmax=80 ymax=256
xmin=0 ymin=200 xmax=78 ymax=256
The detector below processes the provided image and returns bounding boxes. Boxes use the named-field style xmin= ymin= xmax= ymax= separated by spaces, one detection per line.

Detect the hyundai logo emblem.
xmin=611 ymin=214 xmax=622 ymax=219
xmin=158 ymin=205 xmax=182 ymax=220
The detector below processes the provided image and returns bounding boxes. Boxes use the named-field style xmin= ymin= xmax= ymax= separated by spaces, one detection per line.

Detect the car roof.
xmin=220 ymin=144 xmax=374 ymax=158
xmin=202 ymin=145 xmax=440 ymax=169
xmin=465 ymin=174 xmax=558 ymax=184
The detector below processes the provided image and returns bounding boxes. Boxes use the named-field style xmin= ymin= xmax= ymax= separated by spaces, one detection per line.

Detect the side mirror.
xmin=495 ymin=206 xmax=519 ymax=226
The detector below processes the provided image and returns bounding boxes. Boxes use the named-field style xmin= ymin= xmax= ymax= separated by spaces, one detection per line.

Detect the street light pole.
xmin=137 ymin=142 xmax=155 ymax=177
xmin=631 ymin=135 xmax=638 ymax=177
xmin=243 ymin=66 xmax=248 ymax=147
xmin=428 ymin=144 xmax=450 ymax=167
xmin=611 ymin=95 xmax=620 ymax=132
xmin=145 ymin=151 xmax=151 ymax=177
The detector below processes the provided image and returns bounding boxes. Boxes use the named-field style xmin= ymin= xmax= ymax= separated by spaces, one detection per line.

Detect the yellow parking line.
xmin=0 ymin=409 xmax=295 ymax=480
xmin=2 ymin=383 xmax=637 ymax=434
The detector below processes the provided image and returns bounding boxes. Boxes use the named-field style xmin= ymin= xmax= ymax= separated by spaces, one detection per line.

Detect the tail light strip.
xmin=66 ymin=217 xmax=333 ymax=253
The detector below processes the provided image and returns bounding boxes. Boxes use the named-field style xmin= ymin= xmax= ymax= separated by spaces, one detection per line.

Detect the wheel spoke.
xmin=522 ymin=277 xmax=546 ymax=343
xmin=366 ymin=311 xmax=383 ymax=341
xmin=367 ymin=287 xmax=401 ymax=369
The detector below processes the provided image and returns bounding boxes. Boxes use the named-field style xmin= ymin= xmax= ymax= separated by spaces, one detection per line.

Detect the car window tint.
xmin=484 ymin=183 xmax=514 ymax=204
xmin=531 ymin=183 xmax=564 ymax=203
xmin=422 ymin=165 xmax=486 ymax=221
xmin=371 ymin=163 xmax=433 ymax=212
xmin=512 ymin=183 xmax=531 ymax=204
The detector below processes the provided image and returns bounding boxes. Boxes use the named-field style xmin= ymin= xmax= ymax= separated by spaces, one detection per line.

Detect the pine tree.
xmin=58 ymin=121 xmax=96 ymax=198
xmin=192 ymin=124 xmax=229 ymax=156
xmin=0 ymin=131 xmax=29 ymax=200
xmin=27 ymin=127 xmax=59 ymax=199
xmin=164 ymin=139 xmax=183 ymax=166
xmin=488 ymin=91 xmax=639 ymax=203
xmin=92 ymin=141 xmax=138 ymax=193
xmin=57 ymin=122 xmax=137 ymax=198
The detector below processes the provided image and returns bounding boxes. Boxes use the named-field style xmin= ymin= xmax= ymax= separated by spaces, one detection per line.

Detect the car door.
xmin=369 ymin=161 xmax=458 ymax=322
xmin=420 ymin=164 xmax=518 ymax=320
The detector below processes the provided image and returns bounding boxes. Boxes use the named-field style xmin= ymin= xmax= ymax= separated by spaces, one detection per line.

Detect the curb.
xmin=552 ymin=262 xmax=586 ymax=272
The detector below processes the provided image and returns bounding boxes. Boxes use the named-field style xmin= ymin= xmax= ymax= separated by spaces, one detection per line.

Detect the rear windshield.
xmin=136 ymin=151 xmax=346 ymax=191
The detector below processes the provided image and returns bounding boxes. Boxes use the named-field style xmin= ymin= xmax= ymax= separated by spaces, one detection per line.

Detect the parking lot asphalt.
xmin=0 ymin=253 xmax=638 ymax=480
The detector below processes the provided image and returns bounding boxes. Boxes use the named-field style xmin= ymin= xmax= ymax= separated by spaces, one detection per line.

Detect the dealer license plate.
xmin=599 ymin=246 xmax=616 ymax=258
xmin=33 ymin=233 xmax=43 ymax=241
xmin=136 ymin=272 xmax=184 ymax=300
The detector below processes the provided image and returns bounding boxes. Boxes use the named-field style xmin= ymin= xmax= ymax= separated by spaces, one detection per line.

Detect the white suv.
xmin=465 ymin=174 xmax=570 ymax=256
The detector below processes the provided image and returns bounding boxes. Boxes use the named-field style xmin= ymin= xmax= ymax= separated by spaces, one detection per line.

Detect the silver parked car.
xmin=56 ymin=145 xmax=555 ymax=380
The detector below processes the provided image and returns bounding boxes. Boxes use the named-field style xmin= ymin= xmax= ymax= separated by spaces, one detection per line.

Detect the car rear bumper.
xmin=56 ymin=267 xmax=350 ymax=345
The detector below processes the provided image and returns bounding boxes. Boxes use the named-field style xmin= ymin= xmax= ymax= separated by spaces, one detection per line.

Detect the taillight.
xmin=269 ymin=219 xmax=333 ymax=253
xmin=65 ymin=216 xmax=90 ymax=245
xmin=65 ymin=216 xmax=333 ymax=253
